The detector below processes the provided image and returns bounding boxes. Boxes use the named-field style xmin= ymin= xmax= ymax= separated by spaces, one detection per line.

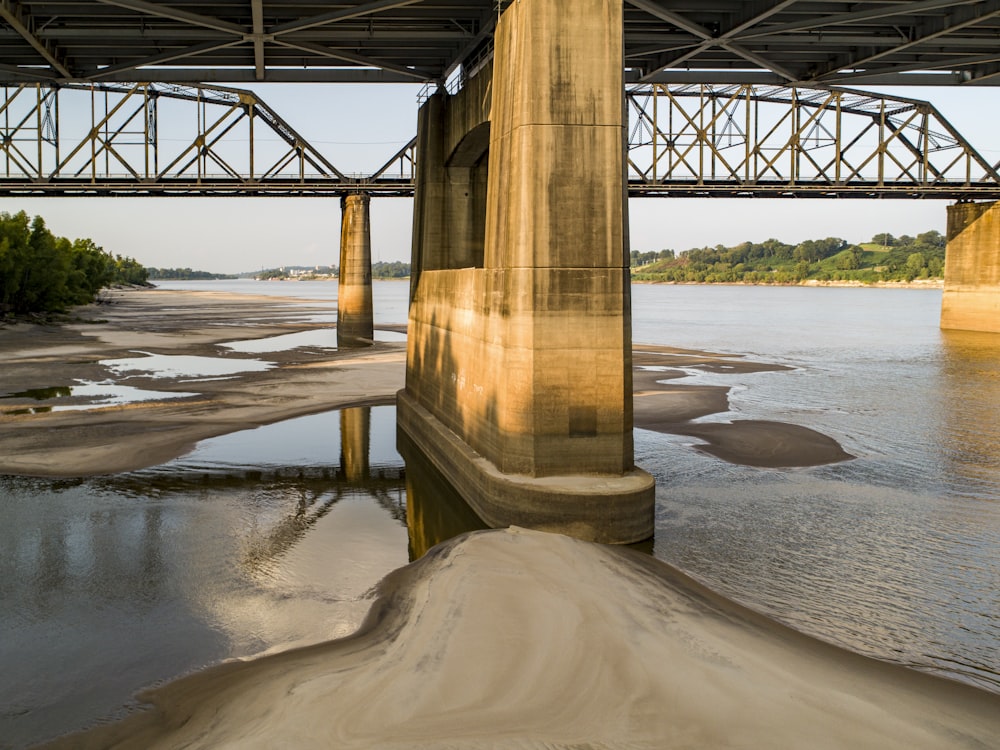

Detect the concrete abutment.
xmin=398 ymin=0 xmax=654 ymax=544
xmin=942 ymin=200 xmax=1000 ymax=333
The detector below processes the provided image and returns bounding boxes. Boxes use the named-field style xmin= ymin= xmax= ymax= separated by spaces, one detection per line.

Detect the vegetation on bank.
xmin=630 ymin=231 xmax=946 ymax=284
xmin=371 ymin=260 xmax=410 ymax=279
xmin=148 ymin=267 xmax=236 ymax=280
xmin=0 ymin=211 xmax=149 ymax=316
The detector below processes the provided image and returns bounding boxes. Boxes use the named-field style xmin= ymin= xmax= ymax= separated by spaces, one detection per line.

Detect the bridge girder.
xmin=0 ymin=80 xmax=998 ymax=198
xmin=1 ymin=2 xmax=1000 ymax=86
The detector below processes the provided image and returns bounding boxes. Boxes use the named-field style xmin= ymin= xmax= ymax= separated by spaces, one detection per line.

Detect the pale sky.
xmin=4 ymin=84 xmax=999 ymax=274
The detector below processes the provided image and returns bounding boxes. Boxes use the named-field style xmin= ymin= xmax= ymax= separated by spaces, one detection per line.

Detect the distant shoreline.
xmin=631 ymin=277 xmax=944 ymax=289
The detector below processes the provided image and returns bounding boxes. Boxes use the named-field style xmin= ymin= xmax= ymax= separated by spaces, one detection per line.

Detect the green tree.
xmin=0 ymin=211 xmax=147 ymax=315
xmin=904 ymin=252 xmax=926 ymax=280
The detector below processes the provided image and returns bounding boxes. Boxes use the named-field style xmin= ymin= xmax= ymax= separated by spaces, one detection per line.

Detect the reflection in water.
xmin=398 ymin=430 xmax=488 ymax=561
xmin=0 ymin=385 xmax=73 ymax=400
xmin=341 ymin=407 xmax=370 ymax=482
xmin=938 ymin=330 xmax=1000 ymax=501
xmin=0 ymin=407 xmax=408 ymax=749
xmin=1 ymin=382 xmax=199 ymax=414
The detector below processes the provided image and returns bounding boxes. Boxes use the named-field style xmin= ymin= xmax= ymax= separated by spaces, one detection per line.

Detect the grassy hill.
xmin=631 ymin=232 xmax=945 ymax=284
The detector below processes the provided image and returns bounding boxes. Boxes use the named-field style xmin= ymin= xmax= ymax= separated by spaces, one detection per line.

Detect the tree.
xmin=0 ymin=211 xmax=147 ymax=315
xmin=904 ymin=252 xmax=926 ymax=280
xmin=835 ymin=247 xmax=862 ymax=270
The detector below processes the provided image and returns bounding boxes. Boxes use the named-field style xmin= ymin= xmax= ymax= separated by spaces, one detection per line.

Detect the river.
xmin=1 ymin=280 xmax=998 ymax=747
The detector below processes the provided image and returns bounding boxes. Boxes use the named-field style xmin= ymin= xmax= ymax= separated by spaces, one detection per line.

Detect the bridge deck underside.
xmin=1 ymin=1 xmax=1000 ymax=87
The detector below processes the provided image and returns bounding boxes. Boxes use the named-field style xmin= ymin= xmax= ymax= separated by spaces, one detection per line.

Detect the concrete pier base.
xmin=398 ymin=392 xmax=655 ymax=545
xmin=337 ymin=193 xmax=374 ymax=347
xmin=942 ymin=201 xmax=1000 ymax=333
xmin=399 ymin=0 xmax=654 ymax=544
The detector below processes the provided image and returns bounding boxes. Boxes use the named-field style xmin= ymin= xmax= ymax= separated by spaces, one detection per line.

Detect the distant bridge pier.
xmin=942 ymin=201 xmax=1000 ymax=333
xmin=337 ymin=193 xmax=374 ymax=347
xmin=398 ymin=0 xmax=655 ymax=544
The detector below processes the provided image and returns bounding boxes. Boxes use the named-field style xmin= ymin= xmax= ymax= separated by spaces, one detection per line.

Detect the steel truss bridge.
xmin=1 ymin=80 xmax=998 ymax=199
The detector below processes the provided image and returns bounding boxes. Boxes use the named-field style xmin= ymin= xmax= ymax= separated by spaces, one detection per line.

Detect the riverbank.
xmin=45 ymin=526 xmax=1000 ymax=750
xmin=632 ymin=277 xmax=944 ymax=289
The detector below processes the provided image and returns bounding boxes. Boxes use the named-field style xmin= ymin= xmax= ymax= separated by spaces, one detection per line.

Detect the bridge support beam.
xmin=399 ymin=0 xmax=654 ymax=544
xmin=337 ymin=193 xmax=374 ymax=347
xmin=942 ymin=201 xmax=1000 ymax=333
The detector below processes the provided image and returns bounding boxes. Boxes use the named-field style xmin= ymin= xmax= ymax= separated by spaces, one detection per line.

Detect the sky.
xmin=4 ymin=83 xmax=999 ymax=274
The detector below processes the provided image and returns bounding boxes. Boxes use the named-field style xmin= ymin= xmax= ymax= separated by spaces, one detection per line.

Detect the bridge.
xmin=2 ymin=81 xmax=999 ymax=198
xmin=3 ymin=0 xmax=1000 ymax=543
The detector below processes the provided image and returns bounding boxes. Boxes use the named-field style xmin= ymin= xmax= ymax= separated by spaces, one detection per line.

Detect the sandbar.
xmin=0 ymin=291 xmax=853 ymax=475
xmin=0 ymin=287 xmax=406 ymax=476
xmin=43 ymin=527 xmax=1000 ymax=749
xmin=632 ymin=345 xmax=852 ymax=467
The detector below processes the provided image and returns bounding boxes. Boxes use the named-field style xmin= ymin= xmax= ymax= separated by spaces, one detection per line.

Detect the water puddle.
xmin=2 ymin=381 xmax=198 ymax=414
xmin=221 ymin=329 xmax=337 ymax=354
xmin=101 ymin=351 xmax=273 ymax=380
xmin=373 ymin=329 xmax=407 ymax=343
xmin=221 ymin=328 xmax=405 ymax=352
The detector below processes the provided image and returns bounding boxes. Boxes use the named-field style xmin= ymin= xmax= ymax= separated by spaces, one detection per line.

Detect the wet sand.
xmin=0 ymin=287 xmax=406 ymax=476
xmin=44 ymin=528 xmax=1000 ymax=750
xmin=632 ymin=345 xmax=853 ymax=467
xmin=0 ymin=290 xmax=852 ymax=476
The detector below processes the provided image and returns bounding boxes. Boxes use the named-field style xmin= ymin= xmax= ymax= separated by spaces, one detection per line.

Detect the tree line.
xmin=630 ymin=231 xmax=946 ymax=284
xmin=1 ymin=211 xmax=148 ymax=316
xmin=148 ymin=267 xmax=235 ymax=280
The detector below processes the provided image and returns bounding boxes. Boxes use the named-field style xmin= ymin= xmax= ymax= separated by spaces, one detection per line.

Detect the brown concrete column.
xmin=483 ymin=0 xmax=636 ymax=476
xmin=399 ymin=0 xmax=654 ymax=544
xmin=942 ymin=201 xmax=1000 ymax=333
xmin=337 ymin=193 xmax=374 ymax=346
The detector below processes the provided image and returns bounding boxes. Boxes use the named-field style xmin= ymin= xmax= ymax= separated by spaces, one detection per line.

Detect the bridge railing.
xmin=625 ymin=84 xmax=1000 ymax=198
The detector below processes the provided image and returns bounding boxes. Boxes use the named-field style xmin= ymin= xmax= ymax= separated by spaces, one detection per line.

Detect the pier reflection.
xmin=937 ymin=329 xmax=1000 ymax=500
xmin=0 ymin=406 xmax=410 ymax=749
xmin=398 ymin=430 xmax=489 ymax=560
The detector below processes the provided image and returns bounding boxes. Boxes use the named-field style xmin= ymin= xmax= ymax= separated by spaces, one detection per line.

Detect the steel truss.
xmin=0 ymin=81 xmax=416 ymax=196
xmin=626 ymin=84 xmax=1000 ymax=198
xmin=1 ymin=81 xmax=999 ymax=199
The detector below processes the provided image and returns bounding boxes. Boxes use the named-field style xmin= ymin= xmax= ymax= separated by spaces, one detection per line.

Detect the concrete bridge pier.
xmin=398 ymin=0 xmax=655 ymax=544
xmin=942 ymin=201 xmax=1000 ymax=333
xmin=337 ymin=193 xmax=374 ymax=347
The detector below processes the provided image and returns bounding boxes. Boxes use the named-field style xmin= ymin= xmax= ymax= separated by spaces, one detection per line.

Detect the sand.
xmin=631 ymin=345 xmax=853 ymax=467
xmin=0 ymin=287 xmax=406 ymax=476
xmin=0 ymin=290 xmax=853 ymax=476
xmin=43 ymin=527 xmax=1000 ymax=750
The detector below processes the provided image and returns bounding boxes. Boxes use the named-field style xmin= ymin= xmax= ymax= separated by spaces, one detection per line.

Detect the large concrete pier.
xmin=398 ymin=0 xmax=654 ymax=544
xmin=337 ymin=193 xmax=374 ymax=347
xmin=942 ymin=200 xmax=1000 ymax=333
